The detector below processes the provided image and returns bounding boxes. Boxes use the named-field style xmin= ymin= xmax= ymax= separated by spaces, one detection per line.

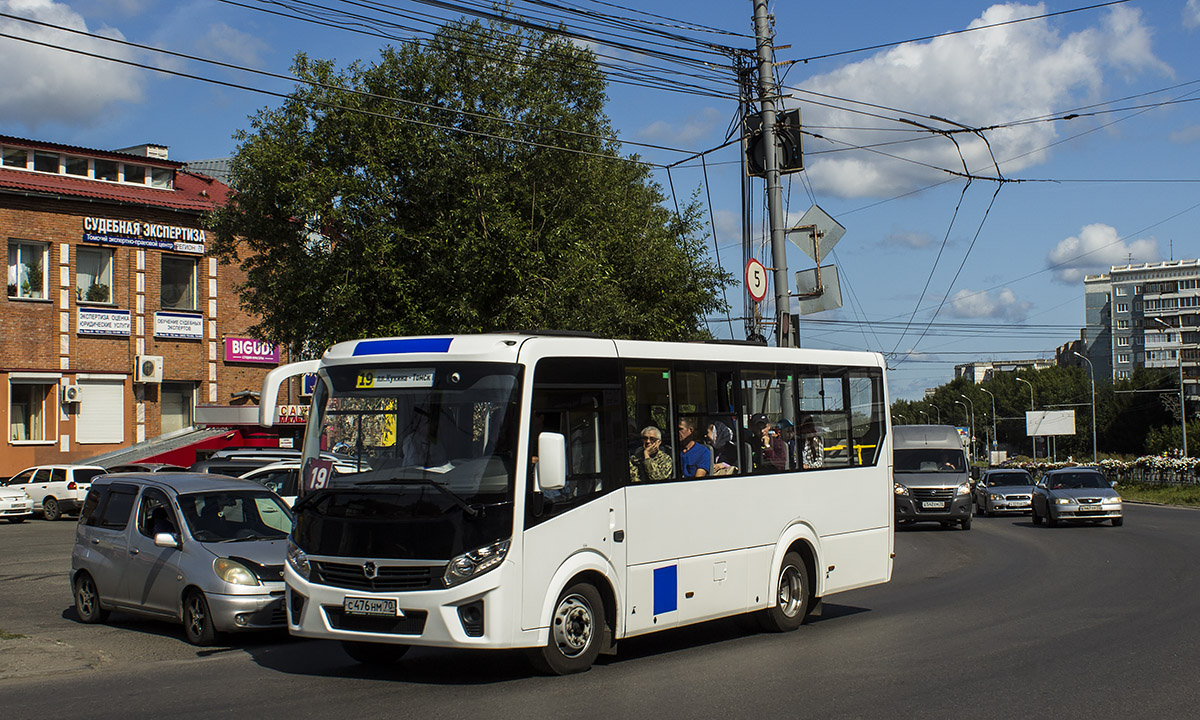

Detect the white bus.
xmin=261 ymin=333 xmax=893 ymax=674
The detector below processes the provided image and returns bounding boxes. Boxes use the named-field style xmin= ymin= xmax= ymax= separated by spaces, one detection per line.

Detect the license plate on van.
xmin=921 ymin=501 xmax=945 ymax=509
xmin=343 ymin=597 xmax=400 ymax=617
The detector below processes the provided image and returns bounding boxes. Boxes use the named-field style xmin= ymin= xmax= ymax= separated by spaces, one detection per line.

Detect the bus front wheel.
xmin=758 ymin=551 xmax=810 ymax=633
xmin=528 ymin=582 xmax=604 ymax=675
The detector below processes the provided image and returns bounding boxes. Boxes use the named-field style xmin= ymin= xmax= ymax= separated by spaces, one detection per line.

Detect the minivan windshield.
xmin=177 ymin=491 xmax=293 ymax=542
xmin=894 ymin=448 xmax=966 ymax=473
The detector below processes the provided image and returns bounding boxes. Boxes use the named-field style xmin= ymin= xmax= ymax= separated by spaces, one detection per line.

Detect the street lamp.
xmin=1073 ymin=351 xmax=1098 ymax=464
xmin=960 ymin=394 xmax=976 ymax=464
xmin=918 ymin=410 xmax=928 ymax=424
xmin=894 ymin=414 xmax=907 ymax=425
xmin=1150 ymin=317 xmax=1187 ymax=457
xmin=980 ymin=386 xmax=997 ymax=464
xmin=1016 ymin=376 xmax=1035 ymax=460
xmin=932 ymin=405 xmax=941 ymax=424
xmin=954 ymin=400 xmax=969 ymax=460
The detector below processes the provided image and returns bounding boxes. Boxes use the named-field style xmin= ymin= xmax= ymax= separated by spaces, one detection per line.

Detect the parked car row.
xmin=0 ymin=448 xmax=327 ymax=521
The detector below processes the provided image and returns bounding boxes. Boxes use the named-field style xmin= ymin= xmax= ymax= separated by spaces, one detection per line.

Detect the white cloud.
xmin=883 ymin=228 xmax=935 ymax=249
xmin=794 ymin=3 xmax=1170 ymax=199
xmin=945 ymin=287 xmax=1031 ymax=321
xmin=1168 ymin=124 xmax=1200 ymax=144
xmin=0 ymin=0 xmax=145 ymax=128
xmin=1046 ymin=223 xmax=1159 ymax=283
xmin=637 ymin=107 xmax=724 ymax=147
xmin=1186 ymin=0 xmax=1200 ymax=30
xmin=202 ymin=22 xmax=269 ymax=68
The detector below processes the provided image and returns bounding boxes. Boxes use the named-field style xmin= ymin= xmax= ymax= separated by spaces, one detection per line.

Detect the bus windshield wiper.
xmin=354 ymin=475 xmax=479 ymax=518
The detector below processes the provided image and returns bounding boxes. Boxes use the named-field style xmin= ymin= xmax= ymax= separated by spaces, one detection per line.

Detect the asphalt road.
xmin=2 ymin=504 xmax=1199 ymax=719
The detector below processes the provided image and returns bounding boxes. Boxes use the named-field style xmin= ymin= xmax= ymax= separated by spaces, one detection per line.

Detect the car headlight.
xmin=1053 ymin=497 xmax=1072 ymax=505
xmin=894 ymin=482 xmax=910 ymax=496
xmin=989 ymin=493 xmax=1003 ymax=501
xmin=214 ymin=557 xmax=260 ymax=586
xmin=286 ymin=539 xmax=311 ymax=581
xmin=956 ymin=483 xmax=971 ymax=496
xmin=1104 ymin=496 xmax=1122 ymax=504
xmin=444 ymin=539 xmax=510 ymax=588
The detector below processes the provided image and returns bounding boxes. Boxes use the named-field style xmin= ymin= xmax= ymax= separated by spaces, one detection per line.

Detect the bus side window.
xmin=797 ymin=370 xmax=850 ymax=469
xmin=849 ymin=371 xmax=885 ymax=466
xmin=625 ymin=366 xmax=674 ymax=482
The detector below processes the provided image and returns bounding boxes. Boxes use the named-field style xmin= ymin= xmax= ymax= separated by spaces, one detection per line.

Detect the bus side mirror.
xmin=537 ymin=432 xmax=567 ymax=491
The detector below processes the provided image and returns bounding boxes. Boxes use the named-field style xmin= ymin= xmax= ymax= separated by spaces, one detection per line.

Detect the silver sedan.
xmin=973 ymin=469 xmax=1035 ymax=516
xmin=1031 ymin=468 xmax=1123 ymax=527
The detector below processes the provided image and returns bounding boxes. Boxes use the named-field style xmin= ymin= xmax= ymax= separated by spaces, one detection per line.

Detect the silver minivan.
xmin=70 ymin=473 xmax=292 ymax=645
xmin=892 ymin=425 xmax=973 ymax=530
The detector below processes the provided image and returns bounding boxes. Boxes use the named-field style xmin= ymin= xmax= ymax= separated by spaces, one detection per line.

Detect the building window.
xmin=7 ymin=241 xmax=48 ymax=299
xmin=33 ymin=151 xmax=59 ymax=173
xmin=160 ymin=382 xmax=195 ymax=434
xmin=1116 ymin=303 xmax=1129 ymax=313
xmin=76 ymin=247 xmax=113 ymax=303
xmin=64 ymin=156 xmax=89 ymax=177
xmin=1117 ymin=319 xmax=1129 ymax=330
xmin=150 ymin=168 xmax=172 ymax=189
xmin=1117 ymin=370 xmax=1131 ymax=380
xmin=161 ymin=256 xmax=196 ymax=310
xmin=1115 ymin=287 xmax=1127 ymax=296
xmin=124 ymin=164 xmax=146 ymax=184
xmin=1117 ymin=354 xmax=1131 ymax=364
xmin=94 ymin=159 xmax=119 ymax=182
xmin=1 ymin=146 xmax=27 ymax=168
xmin=1116 ymin=336 xmax=1130 ymax=347
xmin=9 ymin=382 xmax=50 ymax=442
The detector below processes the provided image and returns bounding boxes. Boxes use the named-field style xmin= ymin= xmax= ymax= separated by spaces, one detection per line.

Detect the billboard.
xmin=1026 ymin=410 xmax=1076 ymax=436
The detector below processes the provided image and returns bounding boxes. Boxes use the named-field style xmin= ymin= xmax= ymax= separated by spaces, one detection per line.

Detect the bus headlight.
xmin=286 ymin=539 xmax=311 ymax=580
xmin=444 ymin=539 xmax=510 ymax=588
xmin=894 ymin=483 xmax=910 ymax=496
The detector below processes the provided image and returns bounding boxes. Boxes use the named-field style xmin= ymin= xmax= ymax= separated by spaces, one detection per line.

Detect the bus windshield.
xmin=304 ymin=362 xmax=521 ymax=503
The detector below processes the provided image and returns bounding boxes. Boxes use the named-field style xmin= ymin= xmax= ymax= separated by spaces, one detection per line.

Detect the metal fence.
xmin=1105 ymin=468 xmax=1200 ymax=486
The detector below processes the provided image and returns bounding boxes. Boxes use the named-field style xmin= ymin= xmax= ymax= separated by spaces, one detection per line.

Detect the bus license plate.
xmin=921 ymin=501 xmax=945 ymax=509
xmin=343 ymin=597 xmax=400 ymax=617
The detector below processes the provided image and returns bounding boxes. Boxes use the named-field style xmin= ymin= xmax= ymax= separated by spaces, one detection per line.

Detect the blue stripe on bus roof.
xmin=351 ymin=338 xmax=453 ymax=356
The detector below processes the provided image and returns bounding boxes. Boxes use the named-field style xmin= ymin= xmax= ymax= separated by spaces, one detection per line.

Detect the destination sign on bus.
xmin=355 ymin=368 xmax=435 ymax=389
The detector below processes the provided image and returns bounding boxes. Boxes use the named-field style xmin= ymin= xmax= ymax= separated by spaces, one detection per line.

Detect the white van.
xmin=892 ymin=425 xmax=973 ymax=530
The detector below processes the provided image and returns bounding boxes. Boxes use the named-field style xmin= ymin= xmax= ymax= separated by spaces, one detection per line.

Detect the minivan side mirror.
xmin=536 ymin=432 xmax=567 ymax=491
xmin=153 ymin=532 xmax=180 ymax=549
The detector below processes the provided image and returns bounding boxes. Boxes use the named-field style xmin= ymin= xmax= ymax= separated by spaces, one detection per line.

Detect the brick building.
xmin=2 ymin=135 xmax=295 ymax=472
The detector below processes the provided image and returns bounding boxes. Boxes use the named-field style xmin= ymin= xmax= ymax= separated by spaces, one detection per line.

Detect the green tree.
xmin=208 ymin=18 xmax=732 ymax=355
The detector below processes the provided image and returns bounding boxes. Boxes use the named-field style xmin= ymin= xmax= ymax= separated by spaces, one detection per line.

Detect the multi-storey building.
xmin=1083 ymin=260 xmax=1199 ymax=405
xmin=953 ymin=358 xmax=1056 ymax=384
xmin=1 ymin=135 xmax=294 ymax=471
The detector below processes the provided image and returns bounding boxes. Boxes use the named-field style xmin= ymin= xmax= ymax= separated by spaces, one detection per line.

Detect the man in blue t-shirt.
xmin=677 ymin=418 xmax=711 ymax=478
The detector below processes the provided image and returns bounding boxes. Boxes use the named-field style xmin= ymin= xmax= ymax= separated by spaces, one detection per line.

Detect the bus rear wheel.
xmin=758 ymin=551 xmax=810 ymax=633
xmin=528 ymin=582 xmax=604 ymax=675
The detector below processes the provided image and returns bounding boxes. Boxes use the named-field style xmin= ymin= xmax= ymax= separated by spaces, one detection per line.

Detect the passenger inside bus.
xmin=705 ymin=420 xmax=737 ymax=475
xmin=629 ymin=426 xmax=672 ymax=482
xmin=676 ymin=418 xmax=710 ymax=478
xmin=749 ymin=413 xmax=787 ymax=472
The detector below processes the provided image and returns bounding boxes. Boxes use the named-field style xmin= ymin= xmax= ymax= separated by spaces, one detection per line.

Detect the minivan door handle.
xmin=129 ymin=548 xmax=139 ymax=556
xmin=90 ymin=538 xmax=100 ymax=545
xmin=613 ymin=530 xmax=625 ymax=543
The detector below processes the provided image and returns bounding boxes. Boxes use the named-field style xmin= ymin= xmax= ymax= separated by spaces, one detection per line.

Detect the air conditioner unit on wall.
xmin=134 ymin=355 xmax=164 ymax=383
xmin=63 ymin=384 xmax=83 ymax=403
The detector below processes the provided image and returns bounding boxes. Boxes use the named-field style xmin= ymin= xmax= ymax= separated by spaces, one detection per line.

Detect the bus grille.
xmin=312 ymin=561 xmax=443 ymax=592
xmin=912 ymin=488 xmax=955 ymax=500
xmin=323 ymin=607 xmax=428 ymax=635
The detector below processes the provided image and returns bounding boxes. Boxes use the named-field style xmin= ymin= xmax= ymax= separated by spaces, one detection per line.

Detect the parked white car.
xmin=0 ymin=484 xmax=34 ymax=523
xmin=240 ymin=460 xmax=358 ymax=506
xmin=4 ymin=465 xmax=107 ymax=520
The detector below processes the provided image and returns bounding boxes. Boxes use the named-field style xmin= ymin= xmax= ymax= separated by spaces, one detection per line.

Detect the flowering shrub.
xmin=996 ymin=455 xmax=1200 ymax=484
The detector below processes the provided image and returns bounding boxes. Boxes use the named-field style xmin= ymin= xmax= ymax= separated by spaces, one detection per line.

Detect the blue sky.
xmin=2 ymin=1 xmax=1198 ymax=400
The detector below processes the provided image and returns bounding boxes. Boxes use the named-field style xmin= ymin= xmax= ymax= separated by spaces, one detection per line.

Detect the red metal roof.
xmin=0 ymin=134 xmax=182 ymax=167
xmin=0 ymin=166 xmax=228 ymax=212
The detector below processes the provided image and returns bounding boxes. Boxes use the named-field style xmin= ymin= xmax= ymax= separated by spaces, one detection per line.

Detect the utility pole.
xmin=751 ymin=0 xmax=791 ymax=347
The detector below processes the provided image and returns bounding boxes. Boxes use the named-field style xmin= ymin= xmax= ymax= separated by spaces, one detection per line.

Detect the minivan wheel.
xmin=183 ymin=590 xmax=218 ymax=646
xmin=42 ymin=497 xmax=62 ymax=521
xmin=74 ymin=573 xmax=110 ymax=624
xmin=961 ymin=513 xmax=972 ymax=530
xmin=1046 ymin=509 xmax=1058 ymax=527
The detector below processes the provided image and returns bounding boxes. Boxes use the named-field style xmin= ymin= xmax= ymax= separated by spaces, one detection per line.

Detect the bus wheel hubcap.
xmin=778 ymin=565 xmax=804 ymax=618
xmin=552 ymin=594 xmax=593 ymax=657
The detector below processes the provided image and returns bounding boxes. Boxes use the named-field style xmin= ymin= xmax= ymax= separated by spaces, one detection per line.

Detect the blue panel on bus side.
xmin=653 ymin=565 xmax=678 ymax=615
xmin=352 ymin=338 xmax=453 ymax=356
